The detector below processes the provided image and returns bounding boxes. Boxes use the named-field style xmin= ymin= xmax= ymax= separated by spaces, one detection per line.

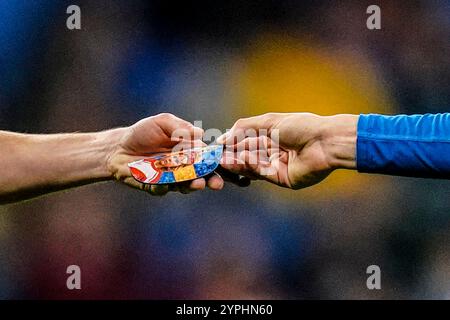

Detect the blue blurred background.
xmin=0 ymin=0 xmax=449 ymax=299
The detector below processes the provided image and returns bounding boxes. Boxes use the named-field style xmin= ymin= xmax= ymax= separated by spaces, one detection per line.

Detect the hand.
xmin=218 ymin=113 xmax=358 ymax=189
xmin=106 ymin=113 xmax=225 ymax=195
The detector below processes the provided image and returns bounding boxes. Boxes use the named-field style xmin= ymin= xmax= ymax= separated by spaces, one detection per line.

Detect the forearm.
xmin=0 ymin=129 xmax=124 ymax=204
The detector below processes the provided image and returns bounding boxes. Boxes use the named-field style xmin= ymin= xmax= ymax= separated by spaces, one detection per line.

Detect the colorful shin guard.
xmin=128 ymin=145 xmax=223 ymax=184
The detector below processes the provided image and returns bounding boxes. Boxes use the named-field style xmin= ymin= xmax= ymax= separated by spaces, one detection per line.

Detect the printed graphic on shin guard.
xmin=128 ymin=145 xmax=223 ymax=184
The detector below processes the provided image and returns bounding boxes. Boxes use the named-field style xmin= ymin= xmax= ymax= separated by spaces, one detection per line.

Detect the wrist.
xmin=96 ymin=127 xmax=128 ymax=180
xmin=321 ymin=114 xmax=358 ymax=170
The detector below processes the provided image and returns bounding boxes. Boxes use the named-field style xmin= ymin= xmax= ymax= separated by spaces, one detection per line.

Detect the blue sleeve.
xmin=357 ymin=113 xmax=450 ymax=178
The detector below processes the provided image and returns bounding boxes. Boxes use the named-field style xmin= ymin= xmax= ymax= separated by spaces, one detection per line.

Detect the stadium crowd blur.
xmin=0 ymin=0 xmax=449 ymax=299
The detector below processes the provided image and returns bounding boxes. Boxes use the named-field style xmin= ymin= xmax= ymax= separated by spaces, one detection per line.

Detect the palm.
xmin=250 ymin=139 xmax=330 ymax=190
xmin=271 ymin=115 xmax=332 ymax=189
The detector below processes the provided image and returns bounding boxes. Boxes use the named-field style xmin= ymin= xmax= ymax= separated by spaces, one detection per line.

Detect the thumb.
xmin=154 ymin=113 xmax=204 ymax=142
xmin=217 ymin=114 xmax=278 ymax=145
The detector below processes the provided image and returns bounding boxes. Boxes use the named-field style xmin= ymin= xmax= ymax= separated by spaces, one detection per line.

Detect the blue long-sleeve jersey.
xmin=357 ymin=113 xmax=450 ymax=178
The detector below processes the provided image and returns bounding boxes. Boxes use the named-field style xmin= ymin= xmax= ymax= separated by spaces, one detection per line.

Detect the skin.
xmin=0 ymin=113 xmax=231 ymax=205
xmin=218 ymin=113 xmax=358 ymax=190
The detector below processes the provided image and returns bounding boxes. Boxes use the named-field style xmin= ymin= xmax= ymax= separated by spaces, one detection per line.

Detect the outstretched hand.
xmin=107 ymin=113 xmax=226 ymax=195
xmin=218 ymin=113 xmax=357 ymax=189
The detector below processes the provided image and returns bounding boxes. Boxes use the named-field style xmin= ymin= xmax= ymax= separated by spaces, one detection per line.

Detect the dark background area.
xmin=0 ymin=0 xmax=449 ymax=299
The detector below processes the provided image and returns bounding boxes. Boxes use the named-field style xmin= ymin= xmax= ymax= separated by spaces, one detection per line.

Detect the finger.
xmin=123 ymin=176 xmax=146 ymax=190
xmin=130 ymin=180 xmax=169 ymax=196
xmin=225 ymin=149 xmax=272 ymax=179
xmin=154 ymin=113 xmax=204 ymax=142
xmin=232 ymin=136 xmax=282 ymax=161
xmin=150 ymin=184 xmax=170 ymax=196
xmin=123 ymin=176 xmax=164 ymax=195
xmin=227 ymin=135 xmax=270 ymax=153
xmin=216 ymin=127 xmax=247 ymax=145
xmin=188 ymin=178 xmax=206 ymax=191
xmin=239 ymin=149 xmax=271 ymax=167
xmin=174 ymin=139 xmax=206 ymax=151
xmin=221 ymin=138 xmax=272 ymax=171
xmin=220 ymin=152 xmax=261 ymax=180
xmin=240 ymin=150 xmax=281 ymax=183
xmin=217 ymin=114 xmax=276 ymax=145
xmin=240 ymin=150 xmax=262 ymax=172
xmin=221 ymin=150 xmax=244 ymax=168
xmin=205 ymin=172 xmax=224 ymax=190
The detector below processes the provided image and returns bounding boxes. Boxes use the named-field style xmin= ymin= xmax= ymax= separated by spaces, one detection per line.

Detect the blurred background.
xmin=0 ymin=0 xmax=449 ymax=299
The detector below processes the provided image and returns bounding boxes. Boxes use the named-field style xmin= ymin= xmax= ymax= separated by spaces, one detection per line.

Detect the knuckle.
xmin=235 ymin=118 xmax=247 ymax=127
xmin=157 ymin=112 xmax=175 ymax=120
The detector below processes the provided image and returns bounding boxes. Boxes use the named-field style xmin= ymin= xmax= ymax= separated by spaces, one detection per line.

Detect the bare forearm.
xmin=0 ymin=129 xmax=124 ymax=204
